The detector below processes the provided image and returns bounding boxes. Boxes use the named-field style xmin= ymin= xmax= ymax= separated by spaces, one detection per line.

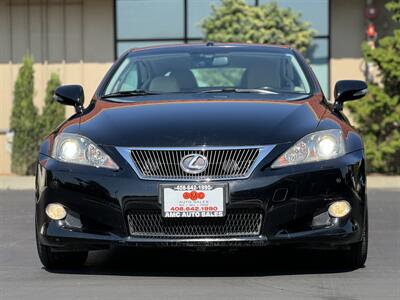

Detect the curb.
xmin=367 ymin=175 xmax=400 ymax=190
xmin=0 ymin=176 xmax=35 ymax=191
xmin=0 ymin=175 xmax=399 ymax=191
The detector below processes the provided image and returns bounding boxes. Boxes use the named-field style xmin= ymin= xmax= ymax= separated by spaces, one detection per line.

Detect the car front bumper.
xmin=35 ymin=150 xmax=367 ymax=250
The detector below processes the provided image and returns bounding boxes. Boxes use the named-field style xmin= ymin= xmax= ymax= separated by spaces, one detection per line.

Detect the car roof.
xmin=128 ymin=43 xmax=293 ymax=55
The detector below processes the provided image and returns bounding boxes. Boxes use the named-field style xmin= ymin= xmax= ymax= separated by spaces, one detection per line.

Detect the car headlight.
xmin=271 ymin=129 xmax=345 ymax=168
xmin=52 ymin=133 xmax=119 ymax=170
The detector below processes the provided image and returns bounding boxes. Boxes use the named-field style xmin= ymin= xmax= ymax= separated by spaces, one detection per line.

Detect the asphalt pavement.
xmin=0 ymin=189 xmax=399 ymax=299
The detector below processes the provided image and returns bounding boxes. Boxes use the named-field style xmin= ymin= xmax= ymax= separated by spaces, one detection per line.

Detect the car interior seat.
xmin=149 ymin=76 xmax=180 ymax=93
xmin=169 ymin=70 xmax=198 ymax=92
xmin=240 ymin=60 xmax=281 ymax=90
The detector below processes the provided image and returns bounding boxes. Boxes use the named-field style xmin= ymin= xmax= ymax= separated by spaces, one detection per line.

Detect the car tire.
xmin=343 ymin=210 xmax=368 ymax=269
xmin=35 ymin=226 xmax=88 ymax=269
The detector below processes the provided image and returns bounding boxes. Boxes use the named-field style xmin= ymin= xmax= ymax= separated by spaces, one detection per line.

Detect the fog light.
xmin=45 ymin=203 xmax=67 ymax=220
xmin=328 ymin=200 xmax=351 ymax=218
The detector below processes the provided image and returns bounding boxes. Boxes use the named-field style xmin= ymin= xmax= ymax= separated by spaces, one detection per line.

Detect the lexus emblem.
xmin=180 ymin=154 xmax=208 ymax=174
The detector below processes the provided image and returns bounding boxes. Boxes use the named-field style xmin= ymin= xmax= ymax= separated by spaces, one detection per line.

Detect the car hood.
xmin=77 ymin=96 xmax=326 ymax=147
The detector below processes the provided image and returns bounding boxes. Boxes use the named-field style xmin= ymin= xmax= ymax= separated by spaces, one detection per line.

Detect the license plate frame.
xmin=160 ymin=183 xmax=228 ymax=218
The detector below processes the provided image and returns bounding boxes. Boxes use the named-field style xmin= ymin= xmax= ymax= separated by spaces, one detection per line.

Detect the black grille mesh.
xmin=126 ymin=209 xmax=263 ymax=238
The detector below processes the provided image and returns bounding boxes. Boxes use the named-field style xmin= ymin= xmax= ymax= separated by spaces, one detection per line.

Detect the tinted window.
xmin=115 ymin=0 xmax=330 ymax=95
xmin=104 ymin=49 xmax=312 ymax=97
xmin=116 ymin=0 xmax=184 ymax=39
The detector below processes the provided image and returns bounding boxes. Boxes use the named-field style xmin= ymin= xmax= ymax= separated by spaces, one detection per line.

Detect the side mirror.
xmin=334 ymin=80 xmax=367 ymax=110
xmin=54 ymin=85 xmax=85 ymax=113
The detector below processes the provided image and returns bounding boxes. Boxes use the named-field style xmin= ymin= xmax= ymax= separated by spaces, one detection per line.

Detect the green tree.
xmin=10 ymin=54 xmax=39 ymax=175
xmin=348 ymin=0 xmax=400 ymax=174
xmin=201 ymin=0 xmax=315 ymax=54
xmin=40 ymin=73 xmax=64 ymax=138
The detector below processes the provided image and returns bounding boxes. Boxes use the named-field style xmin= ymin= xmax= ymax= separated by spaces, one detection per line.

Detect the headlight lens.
xmin=52 ymin=133 xmax=119 ymax=170
xmin=271 ymin=129 xmax=345 ymax=168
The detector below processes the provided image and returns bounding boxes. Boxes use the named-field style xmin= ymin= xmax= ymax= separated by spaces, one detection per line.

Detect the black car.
xmin=35 ymin=43 xmax=368 ymax=269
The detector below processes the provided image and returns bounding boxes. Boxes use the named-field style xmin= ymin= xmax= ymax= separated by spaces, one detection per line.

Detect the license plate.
xmin=160 ymin=183 xmax=227 ymax=218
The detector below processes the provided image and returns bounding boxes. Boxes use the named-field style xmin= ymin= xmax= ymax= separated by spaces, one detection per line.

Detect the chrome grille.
xmin=130 ymin=147 xmax=260 ymax=180
xmin=126 ymin=209 xmax=264 ymax=238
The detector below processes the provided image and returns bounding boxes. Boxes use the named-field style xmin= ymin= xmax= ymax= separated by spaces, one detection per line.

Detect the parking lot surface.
xmin=0 ymin=189 xmax=399 ymax=299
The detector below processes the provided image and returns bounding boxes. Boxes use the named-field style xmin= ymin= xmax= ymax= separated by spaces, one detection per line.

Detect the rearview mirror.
xmin=212 ymin=56 xmax=229 ymax=66
xmin=334 ymin=80 xmax=367 ymax=110
xmin=54 ymin=85 xmax=85 ymax=113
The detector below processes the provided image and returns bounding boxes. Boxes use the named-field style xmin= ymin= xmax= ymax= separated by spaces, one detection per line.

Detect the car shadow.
xmin=45 ymin=246 xmax=360 ymax=276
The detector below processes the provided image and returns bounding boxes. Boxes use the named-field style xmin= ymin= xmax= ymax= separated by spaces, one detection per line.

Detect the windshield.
xmin=103 ymin=49 xmax=312 ymax=98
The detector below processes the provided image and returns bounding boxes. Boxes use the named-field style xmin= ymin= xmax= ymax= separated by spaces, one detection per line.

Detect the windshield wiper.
xmin=201 ymin=88 xmax=277 ymax=94
xmin=102 ymin=89 xmax=159 ymax=98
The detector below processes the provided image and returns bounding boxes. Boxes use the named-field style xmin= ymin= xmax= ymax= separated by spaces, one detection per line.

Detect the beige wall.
xmin=330 ymin=0 xmax=365 ymax=100
xmin=0 ymin=0 xmax=114 ymax=174
xmin=330 ymin=0 xmax=397 ymax=99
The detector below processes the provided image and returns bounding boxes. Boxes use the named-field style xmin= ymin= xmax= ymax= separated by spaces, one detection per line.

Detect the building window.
xmin=115 ymin=0 xmax=330 ymax=95
xmin=187 ymin=0 xmax=256 ymax=39
xmin=259 ymin=0 xmax=330 ymax=95
xmin=116 ymin=0 xmax=184 ymax=40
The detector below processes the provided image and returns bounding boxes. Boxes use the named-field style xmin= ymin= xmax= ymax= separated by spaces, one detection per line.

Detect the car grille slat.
xmin=215 ymin=150 xmax=223 ymax=177
xmin=208 ymin=150 xmax=216 ymax=177
xmin=126 ymin=209 xmax=264 ymax=238
xmin=234 ymin=149 xmax=247 ymax=176
xmin=130 ymin=147 xmax=260 ymax=180
xmin=229 ymin=149 xmax=241 ymax=175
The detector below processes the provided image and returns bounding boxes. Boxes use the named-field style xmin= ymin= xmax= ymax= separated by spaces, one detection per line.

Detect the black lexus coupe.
xmin=35 ymin=43 xmax=368 ymax=269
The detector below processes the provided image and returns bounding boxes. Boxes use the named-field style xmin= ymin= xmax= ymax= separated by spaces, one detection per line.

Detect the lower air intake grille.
xmin=126 ymin=209 xmax=263 ymax=238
